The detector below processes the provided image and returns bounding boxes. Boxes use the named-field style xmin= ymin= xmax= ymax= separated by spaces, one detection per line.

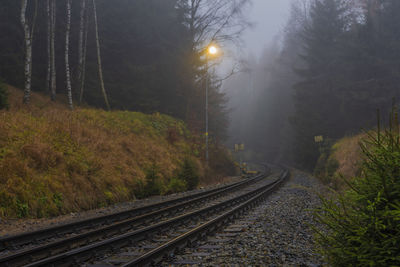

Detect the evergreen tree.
xmin=291 ymin=0 xmax=349 ymax=169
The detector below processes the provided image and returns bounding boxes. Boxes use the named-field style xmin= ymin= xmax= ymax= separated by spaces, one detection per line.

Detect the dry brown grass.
xmin=317 ymin=133 xmax=367 ymax=190
xmin=0 ymin=86 xmax=211 ymax=218
xmin=331 ymin=134 xmax=365 ymax=179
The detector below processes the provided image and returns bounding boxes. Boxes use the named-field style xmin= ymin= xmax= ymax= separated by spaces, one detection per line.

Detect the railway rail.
xmin=0 ymin=165 xmax=288 ymax=267
xmin=0 ymin=170 xmax=265 ymax=252
xmin=0 ymin=165 xmax=268 ymax=266
xmin=124 ymin=168 xmax=289 ymax=267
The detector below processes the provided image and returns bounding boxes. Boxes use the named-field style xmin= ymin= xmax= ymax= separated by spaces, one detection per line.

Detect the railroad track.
xmin=0 ymin=165 xmax=273 ymax=267
xmin=121 ymin=168 xmax=289 ymax=267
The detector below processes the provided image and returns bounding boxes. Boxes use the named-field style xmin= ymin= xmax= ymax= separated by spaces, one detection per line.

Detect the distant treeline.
xmin=227 ymin=0 xmax=400 ymax=170
xmin=0 ymin=0 xmax=250 ymax=141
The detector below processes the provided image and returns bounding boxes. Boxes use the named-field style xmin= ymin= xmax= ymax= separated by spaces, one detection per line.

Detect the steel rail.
xmin=0 ymin=172 xmax=266 ymax=266
xmin=0 ymin=168 xmax=269 ymax=266
xmin=0 ymin=166 xmax=268 ymax=252
xmin=124 ymin=169 xmax=289 ymax=266
xmin=22 ymin=169 xmax=279 ymax=267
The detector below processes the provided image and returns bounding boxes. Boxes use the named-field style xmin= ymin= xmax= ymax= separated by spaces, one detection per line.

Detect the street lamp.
xmin=204 ymin=44 xmax=220 ymax=165
xmin=208 ymin=45 xmax=218 ymax=55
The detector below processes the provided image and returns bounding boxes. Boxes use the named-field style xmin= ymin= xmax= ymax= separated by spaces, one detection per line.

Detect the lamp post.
xmin=205 ymin=44 xmax=219 ymax=165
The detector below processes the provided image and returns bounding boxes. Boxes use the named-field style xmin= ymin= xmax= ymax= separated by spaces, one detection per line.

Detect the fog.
xmin=225 ymin=0 xmax=400 ymax=169
xmin=224 ymin=0 xmax=292 ymax=163
xmin=3 ymin=0 xmax=397 ymax=172
xmin=242 ymin=0 xmax=291 ymax=56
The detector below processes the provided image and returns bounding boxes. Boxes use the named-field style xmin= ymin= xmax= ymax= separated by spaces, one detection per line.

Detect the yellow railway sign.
xmin=234 ymin=143 xmax=245 ymax=151
xmin=314 ymin=135 xmax=324 ymax=143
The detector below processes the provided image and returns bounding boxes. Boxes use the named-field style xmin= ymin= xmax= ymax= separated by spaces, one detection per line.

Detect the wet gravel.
xmin=164 ymin=170 xmax=326 ymax=266
xmin=0 ymin=176 xmax=242 ymax=237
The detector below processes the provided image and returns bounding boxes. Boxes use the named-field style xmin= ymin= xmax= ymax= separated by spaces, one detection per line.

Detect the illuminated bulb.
xmin=208 ymin=46 xmax=218 ymax=55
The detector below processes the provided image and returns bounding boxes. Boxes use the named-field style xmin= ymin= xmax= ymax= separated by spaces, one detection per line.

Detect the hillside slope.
xmin=314 ymin=134 xmax=365 ymax=189
xmin=0 ymin=86 xmax=235 ymax=218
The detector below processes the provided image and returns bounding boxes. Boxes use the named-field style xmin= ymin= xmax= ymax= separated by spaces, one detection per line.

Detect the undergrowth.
xmin=0 ymin=87 xmax=191 ymax=218
xmin=315 ymin=135 xmax=364 ymax=190
xmin=136 ymin=159 xmax=200 ymax=197
xmin=313 ymin=110 xmax=400 ymax=266
xmin=0 ymin=85 xmax=235 ymax=218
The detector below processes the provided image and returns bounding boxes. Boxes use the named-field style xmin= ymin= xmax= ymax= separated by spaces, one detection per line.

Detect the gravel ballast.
xmin=164 ymin=169 xmax=326 ymax=266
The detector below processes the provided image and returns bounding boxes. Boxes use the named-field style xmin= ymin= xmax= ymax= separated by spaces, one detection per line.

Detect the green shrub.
xmin=53 ymin=192 xmax=64 ymax=210
xmin=142 ymin=164 xmax=162 ymax=197
xmin=313 ymin=111 xmax=400 ymax=266
xmin=0 ymin=81 xmax=9 ymax=110
xmin=16 ymin=200 xmax=29 ymax=218
xmin=132 ymin=179 xmax=146 ymax=199
xmin=178 ymin=158 xmax=199 ymax=190
xmin=166 ymin=177 xmax=187 ymax=194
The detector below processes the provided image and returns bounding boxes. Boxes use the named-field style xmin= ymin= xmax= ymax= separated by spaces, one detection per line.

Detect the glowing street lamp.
xmin=208 ymin=45 xmax=218 ymax=55
xmin=204 ymin=44 xmax=220 ymax=165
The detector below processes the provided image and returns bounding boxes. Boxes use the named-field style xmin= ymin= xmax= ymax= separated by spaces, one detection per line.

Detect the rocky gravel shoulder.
xmin=0 ymin=176 xmax=242 ymax=237
xmin=164 ymin=169 xmax=326 ymax=266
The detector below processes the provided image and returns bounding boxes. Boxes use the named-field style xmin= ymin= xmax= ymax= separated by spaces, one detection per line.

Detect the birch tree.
xmin=65 ymin=0 xmax=73 ymax=110
xmin=77 ymin=0 xmax=87 ymax=104
xmin=79 ymin=7 xmax=89 ymax=105
xmin=92 ymin=0 xmax=110 ymax=110
xmin=20 ymin=0 xmax=38 ymax=104
xmin=50 ymin=0 xmax=57 ymax=101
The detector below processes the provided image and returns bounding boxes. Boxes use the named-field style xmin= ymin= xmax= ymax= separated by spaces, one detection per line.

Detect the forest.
xmin=0 ymin=0 xmax=255 ymax=218
xmin=1 ymin=1 xmax=399 ymax=265
xmin=227 ymin=0 xmax=400 ymax=171
xmin=2 ymin=0 xmax=400 ymax=172
xmin=0 ymin=0 xmax=250 ymax=144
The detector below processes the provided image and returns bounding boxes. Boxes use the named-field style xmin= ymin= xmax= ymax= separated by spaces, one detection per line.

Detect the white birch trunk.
xmin=65 ymin=0 xmax=73 ymax=110
xmin=92 ymin=0 xmax=110 ymax=110
xmin=77 ymin=0 xmax=86 ymax=83
xmin=21 ymin=0 xmax=32 ymax=104
xmin=79 ymin=2 xmax=89 ymax=104
xmin=46 ymin=0 xmax=51 ymax=92
xmin=50 ymin=0 xmax=57 ymax=101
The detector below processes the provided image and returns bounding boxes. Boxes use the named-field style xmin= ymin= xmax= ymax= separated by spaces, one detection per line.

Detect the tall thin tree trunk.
xmin=21 ymin=0 xmax=35 ymax=104
xmin=65 ymin=0 xmax=73 ymax=110
xmin=92 ymin=0 xmax=110 ymax=110
xmin=46 ymin=0 xmax=51 ymax=92
xmin=50 ymin=0 xmax=57 ymax=101
xmin=77 ymin=0 xmax=86 ymax=83
xmin=79 ymin=3 xmax=89 ymax=104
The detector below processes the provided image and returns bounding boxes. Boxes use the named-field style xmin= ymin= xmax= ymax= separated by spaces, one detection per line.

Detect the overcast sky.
xmin=243 ymin=0 xmax=292 ymax=56
xmin=219 ymin=0 xmax=292 ymax=76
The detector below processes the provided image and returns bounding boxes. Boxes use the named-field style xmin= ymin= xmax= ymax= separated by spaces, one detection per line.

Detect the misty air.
xmin=0 ymin=0 xmax=399 ymax=266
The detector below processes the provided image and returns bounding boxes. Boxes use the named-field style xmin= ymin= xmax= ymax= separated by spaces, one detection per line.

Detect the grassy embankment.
xmin=314 ymin=134 xmax=366 ymax=190
xmin=0 ymin=86 xmax=236 ymax=218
